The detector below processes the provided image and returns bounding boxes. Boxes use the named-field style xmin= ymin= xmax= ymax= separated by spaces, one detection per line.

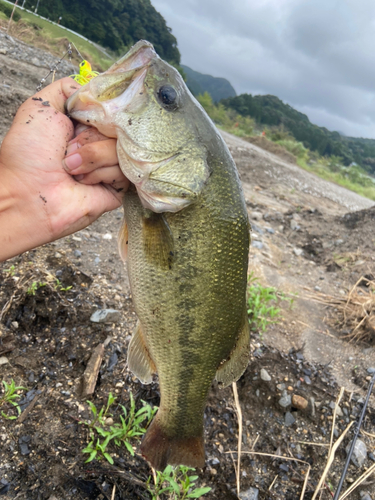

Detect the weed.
xmin=4 ymin=265 xmax=15 ymax=276
xmin=247 ymin=273 xmax=294 ymax=332
xmin=81 ymin=392 xmax=157 ymax=464
xmin=147 ymin=465 xmax=211 ymax=500
xmin=27 ymin=281 xmax=46 ymax=295
xmin=55 ymin=279 xmax=72 ymax=292
xmin=0 ymin=380 xmax=27 ymax=420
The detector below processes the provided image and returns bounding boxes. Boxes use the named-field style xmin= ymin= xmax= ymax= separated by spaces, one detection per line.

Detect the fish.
xmin=66 ymin=40 xmax=251 ymax=471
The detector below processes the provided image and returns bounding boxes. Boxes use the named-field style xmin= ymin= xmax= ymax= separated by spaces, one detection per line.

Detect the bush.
xmin=276 ymin=139 xmax=309 ymax=160
xmin=0 ymin=1 xmax=21 ymax=22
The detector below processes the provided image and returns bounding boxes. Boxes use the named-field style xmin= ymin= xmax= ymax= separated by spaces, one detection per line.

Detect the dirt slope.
xmin=1 ymin=33 xmax=375 ymax=500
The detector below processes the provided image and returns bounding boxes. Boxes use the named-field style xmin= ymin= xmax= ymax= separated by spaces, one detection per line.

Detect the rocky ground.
xmin=1 ymin=27 xmax=375 ymax=500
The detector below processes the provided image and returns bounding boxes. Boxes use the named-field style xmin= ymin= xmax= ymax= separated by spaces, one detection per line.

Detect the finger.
xmin=68 ymin=127 xmax=110 ymax=150
xmin=75 ymin=165 xmax=129 ymax=191
xmin=63 ymin=139 xmax=118 ymax=174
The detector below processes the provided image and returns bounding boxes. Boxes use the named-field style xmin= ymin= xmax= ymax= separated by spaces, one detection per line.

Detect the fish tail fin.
xmin=140 ymin=415 xmax=205 ymax=470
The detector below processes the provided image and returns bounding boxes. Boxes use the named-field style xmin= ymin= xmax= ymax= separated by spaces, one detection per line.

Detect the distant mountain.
xmin=181 ymin=64 xmax=236 ymax=102
xmin=10 ymin=0 xmax=180 ymax=63
xmin=221 ymin=93 xmax=375 ymax=173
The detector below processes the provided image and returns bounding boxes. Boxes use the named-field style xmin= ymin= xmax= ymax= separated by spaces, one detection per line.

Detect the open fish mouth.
xmin=66 ymin=41 xmax=157 ymax=132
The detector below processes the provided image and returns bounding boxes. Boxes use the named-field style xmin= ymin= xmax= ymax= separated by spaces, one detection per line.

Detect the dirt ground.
xmin=1 ymin=32 xmax=375 ymax=500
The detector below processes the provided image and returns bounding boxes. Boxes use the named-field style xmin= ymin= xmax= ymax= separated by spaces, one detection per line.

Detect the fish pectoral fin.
xmin=118 ymin=217 xmax=128 ymax=262
xmin=142 ymin=212 xmax=174 ymax=269
xmin=127 ymin=322 xmax=156 ymax=384
xmin=215 ymin=313 xmax=250 ymax=388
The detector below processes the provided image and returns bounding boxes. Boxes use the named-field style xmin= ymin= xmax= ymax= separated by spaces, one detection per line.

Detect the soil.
xmin=1 ymin=32 xmax=375 ymax=500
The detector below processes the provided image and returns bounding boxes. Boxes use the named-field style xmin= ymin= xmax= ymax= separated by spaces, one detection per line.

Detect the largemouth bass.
xmin=66 ymin=40 xmax=250 ymax=470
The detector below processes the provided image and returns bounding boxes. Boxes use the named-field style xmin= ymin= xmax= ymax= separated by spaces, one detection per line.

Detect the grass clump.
xmin=0 ymin=380 xmax=27 ymax=420
xmin=147 ymin=465 xmax=211 ymax=499
xmin=247 ymin=273 xmax=294 ymax=332
xmin=81 ymin=391 xmax=157 ymax=464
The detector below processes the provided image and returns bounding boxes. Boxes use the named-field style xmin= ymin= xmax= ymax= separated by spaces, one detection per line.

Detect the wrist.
xmin=0 ymin=164 xmax=51 ymax=261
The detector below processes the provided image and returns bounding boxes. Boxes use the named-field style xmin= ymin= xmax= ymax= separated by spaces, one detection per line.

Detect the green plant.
xmin=247 ymin=273 xmax=294 ymax=332
xmin=147 ymin=465 xmax=211 ymax=500
xmin=81 ymin=392 xmax=157 ymax=464
xmin=0 ymin=380 xmax=27 ymax=420
xmin=55 ymin=279 xmax=72 ymax=292
xmin=27 ymin=281 xmax=46 ymax=295
xmin=4 ymin=265 xmax=16 ymax=276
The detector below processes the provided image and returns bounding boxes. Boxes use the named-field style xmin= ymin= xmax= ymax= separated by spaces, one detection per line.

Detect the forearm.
xmin=0 ymin=167 xmax=51 ymax=261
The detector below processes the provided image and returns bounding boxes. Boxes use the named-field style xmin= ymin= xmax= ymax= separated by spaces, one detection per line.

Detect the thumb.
xmin=29 ymin=77 xmax=81 ymax=114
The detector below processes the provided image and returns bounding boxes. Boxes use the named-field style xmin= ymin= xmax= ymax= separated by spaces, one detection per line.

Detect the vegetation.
xmin=247 ymin=274 xmax=294 ymax=333
xmin=181 ymin=64 xmax=236 ymax=102
xmin=221 ymin=93 xmax=375 ymax=176
xmin=198 ymin=92 xmax=375 ymax=200
xmin=147 ymin=465 xmax=211 ymax=499
xmin=7 ymin=0 xmax=180 ymax=64
xmin=81 ymin=391 xmax=157 ymax=463
xmin=0 ymin=380 xmax=27 ymax=420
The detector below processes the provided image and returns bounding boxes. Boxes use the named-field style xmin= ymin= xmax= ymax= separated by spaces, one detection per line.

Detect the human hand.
xmin=0 ymin=77 xmax=129 ymax=261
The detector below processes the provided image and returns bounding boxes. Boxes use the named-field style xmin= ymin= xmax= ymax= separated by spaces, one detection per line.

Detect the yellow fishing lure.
xmin=70 ymin=60 xmax=99 ymax=85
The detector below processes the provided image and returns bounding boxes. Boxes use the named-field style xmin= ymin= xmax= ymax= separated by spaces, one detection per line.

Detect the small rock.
xmin=265 ymin=227 xmax=275 ymax=234
xmin=277 ymin=383 xmax=286 ymax=391
xmin=359 ymin=491 xmax=373 ymax=500
xmin=102 ymin=233 xmax=113 ymax=240
xmin=11 ymin=321 xmax=19 ymax=329
xmin=239 ymin=486 xmax=259 ymax=500
xmin=31 ymin=57 xmax=41 ymax=66
xmin=284 ymin=412 xmax=295 ymax=426
xmin=346 ymin=439 xmax=367 ymax=467
xmin=0 ymin=48 xmax=7 ymax=54
xmin=90 ymin=309 xmax=121 ymax=323
xmin=293 ymin=248 xmax=303 ymax=256
xmin=252 ymin=241 xmax=264 ymax=249
xmin=335 ymin=239 xmax=344 ymax=246
xmin=292 ymin=394 xmax=308 ymax=410
xmin=304 ymin=375 xmax=312 ymax=385
xmin=279 ymin=393 xmax=292 ymax=408
xmin=251 ymin=224 xmax=264 ymax=234
xmin=250 ymin=211 xmax=263 ymax=221
xmin=260 ymin=369 xmax=271 ymax=381
xmin=74 ymin=250 xmax=82 ymax=258
xmin=367 ymin=367 xmax=375 ymax=374
xmin=54 ymin=252 xmax=62 ymax=258
xmin=0 ymin=357 xmax=9 ymax=366
xmin=290 ymin=219 xmax=300 ymax=231
xmin=94 ymin=257 xmax=101 ymax=264
xmin=72 ymin=236 xmax=82 ymax=242
xmin=105 ymin=417 xmax=114 ymax=426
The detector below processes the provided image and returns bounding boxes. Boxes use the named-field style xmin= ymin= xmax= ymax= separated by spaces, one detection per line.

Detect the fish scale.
xmin=66 ymin=39 xmax=251 ymax=470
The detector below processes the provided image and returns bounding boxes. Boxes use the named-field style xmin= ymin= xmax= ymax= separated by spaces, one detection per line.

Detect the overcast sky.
xmin=152 ymin=0 xmax=375 ymax=139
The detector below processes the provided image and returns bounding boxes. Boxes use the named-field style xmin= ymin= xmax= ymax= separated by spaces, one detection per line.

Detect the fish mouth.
xmin=66 ymin=40 xmax=157 ymax=127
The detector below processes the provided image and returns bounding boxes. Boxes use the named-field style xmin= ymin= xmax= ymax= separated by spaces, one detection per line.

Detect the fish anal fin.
xmin=141 ymin=415 xmax=205 ymax=470
xmin=127 ymin=322 xmax=156 ymax=384
xmin=118 ymin=217 xmax=129 ymax=262
xmin=216 ymin=314 xmax=250 ymax=388
xmin=142 ymin=213 xmax=174 ymax=269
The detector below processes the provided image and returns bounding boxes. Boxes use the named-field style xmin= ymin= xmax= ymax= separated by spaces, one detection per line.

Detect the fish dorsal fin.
xmin=127 ymin=321 xmax=156 ymax=384
xmin=118 ymin=217 xmax=129 ymax=262
xmin=215 ymin=313 xmax=250 ymax=388
xmin=142 ymin=213 xmax=174 ymax=269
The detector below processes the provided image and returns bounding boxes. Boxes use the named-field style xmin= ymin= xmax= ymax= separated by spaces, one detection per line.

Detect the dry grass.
xmin=304 ymin=275 xmax=375 ymax=343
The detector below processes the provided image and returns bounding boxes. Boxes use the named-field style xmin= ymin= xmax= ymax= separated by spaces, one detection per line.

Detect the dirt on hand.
xmin=1 ymin=33 xmax=375 ymax=500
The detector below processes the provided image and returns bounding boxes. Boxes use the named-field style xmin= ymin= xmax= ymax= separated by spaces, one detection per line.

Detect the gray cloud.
xmin=152 ymin=0 xmax=375 ymax=138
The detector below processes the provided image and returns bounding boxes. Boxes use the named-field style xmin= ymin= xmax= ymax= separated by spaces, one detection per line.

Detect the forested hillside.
xmin=221 ymin=93 xmax=375 ymax=173
xmin=15 ymin=0 xmax=180 ymax=63
xmin=181 ymin=64 xmax=236 ymax=102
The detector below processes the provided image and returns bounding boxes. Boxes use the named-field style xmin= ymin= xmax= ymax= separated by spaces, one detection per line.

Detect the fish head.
xmin=66 ymin=40 xmax=210 ymax=213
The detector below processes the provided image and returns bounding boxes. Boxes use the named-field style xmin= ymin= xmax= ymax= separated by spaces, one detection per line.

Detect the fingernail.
xmin=63 ymin=153 xmax=82 ymax=172
xmin=74 ymin=174 xmax=84 ymax=181
xmin=66 ymin=142 xmax=79 ymax=155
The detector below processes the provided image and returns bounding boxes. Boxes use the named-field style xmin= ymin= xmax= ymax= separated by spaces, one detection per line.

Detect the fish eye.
xmin=157 ymin=85 xmax=178 ymax=108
